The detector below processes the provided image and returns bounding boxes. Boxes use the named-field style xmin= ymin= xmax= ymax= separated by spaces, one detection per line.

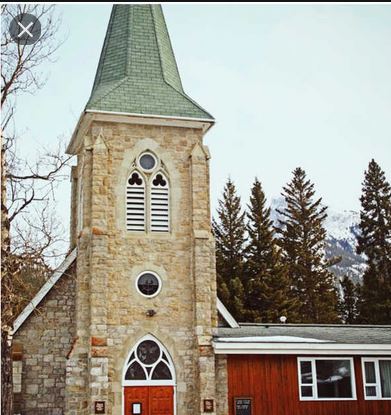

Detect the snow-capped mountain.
xmin=324 ymin=208 xmax=365 ymax=283
xmin=270 ymin=198 xmax=365 ymax=284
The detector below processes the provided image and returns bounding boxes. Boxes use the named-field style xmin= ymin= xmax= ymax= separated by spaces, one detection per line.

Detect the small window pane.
xmin=139 ymin=153 xmax=156 ymax=170
xmin=366 ymin=386 xmax=377 ymax=397
xmin=379 ymin=360 xmax=391 ymax=398
xmin=125 ymin=361 xmax=146 ymax=380
xmin=364 ymin=361 xmax=376 ymax=384
xmin=300 ymin=361 xmax=313 ymax=384
xmin=127 ymin=352 xmax=135 ymax=364
xmin=301 ymin=386 xmax=313 ymax=397
xmin=137 ymin=273 xmax=160 ymax=296
xmin=316 ymin=359 xmax=352 ymax=398
xmin=151 ymin=361 xmax=172 ymax=380
xmin=137 ymin=340 xmax=160 ymax=365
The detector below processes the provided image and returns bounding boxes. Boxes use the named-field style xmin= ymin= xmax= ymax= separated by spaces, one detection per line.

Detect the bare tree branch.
xmin=1 ymin=6 xmax=67 ymax=414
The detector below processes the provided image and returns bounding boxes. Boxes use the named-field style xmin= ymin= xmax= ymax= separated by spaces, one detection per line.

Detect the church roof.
xmin=214 ymin=324 xmax=391 ymax=354
xmin=217 ymin=324 xmax=391 ymax=344
xmin=13 ymin=248 xmax=77 ymax=334
xmin=86 ymin=5 xmax=214 ymax=121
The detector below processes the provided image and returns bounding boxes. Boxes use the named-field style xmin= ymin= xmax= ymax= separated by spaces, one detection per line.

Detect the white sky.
xmin=11 ymin=3 xmax=391 ymax=241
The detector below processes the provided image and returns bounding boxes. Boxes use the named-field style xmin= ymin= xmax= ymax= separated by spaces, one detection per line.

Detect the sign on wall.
xmin=203 ymin=399 xmax=214 ymax=412
xmin=234 ymin=397 xmax=252 ymax=415
xmin=132 ymin=402 xmax=142 ymax=414
xmin=94 ymin=401 xmax=106 ymax=414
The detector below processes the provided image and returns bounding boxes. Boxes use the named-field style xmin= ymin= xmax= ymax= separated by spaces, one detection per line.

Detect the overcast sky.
xmin=12 ymin=3 xmax=391 ymax=239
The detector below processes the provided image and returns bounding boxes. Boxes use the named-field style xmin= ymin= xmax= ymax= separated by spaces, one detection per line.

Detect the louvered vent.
xmin=126 ymin=171 xmax=145 ymax=231
xmin=150 ymin=173 xmax=169 ymax=232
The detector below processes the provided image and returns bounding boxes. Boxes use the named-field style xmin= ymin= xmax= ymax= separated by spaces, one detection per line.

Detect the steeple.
xmin=86 ymin=4 xmax=213 ymax=120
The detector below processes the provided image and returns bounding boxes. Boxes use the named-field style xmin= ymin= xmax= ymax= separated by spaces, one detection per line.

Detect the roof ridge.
xmin=150 ymin=4 xmax=183 ymax=94
xmin=125 ymin=3 xmax=133 ymax=77
xmin=163 ymin=80 xmax=215 ymax=120
xmin=87 ymin=77 xmax=128 ymax=110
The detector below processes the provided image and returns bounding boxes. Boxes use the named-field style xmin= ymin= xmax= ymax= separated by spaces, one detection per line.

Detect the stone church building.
xmin=12 ymin=4 xmax=391 ymax=415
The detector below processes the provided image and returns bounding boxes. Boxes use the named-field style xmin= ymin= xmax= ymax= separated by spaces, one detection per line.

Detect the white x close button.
xmin=9 ymin=13 xmax=41 ymax=45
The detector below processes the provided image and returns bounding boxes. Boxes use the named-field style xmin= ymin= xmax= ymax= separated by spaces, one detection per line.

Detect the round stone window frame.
xmin=135 ymin=271 xmax=162 ymax=298
xmin=137 ymin=152 xmax=158 ymax=173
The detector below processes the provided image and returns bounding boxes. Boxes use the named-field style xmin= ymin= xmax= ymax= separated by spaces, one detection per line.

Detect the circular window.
xmin=136 ymin=272 xmax=161 ymax=298
xmin=138 ymin=152 xmax=157 ymax=172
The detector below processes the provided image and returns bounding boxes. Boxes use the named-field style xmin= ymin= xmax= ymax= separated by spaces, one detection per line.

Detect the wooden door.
xmin=150 ymin=386 xmax=174 ymax=415
xmin=124 ymin=386 xmax=174 ymax=415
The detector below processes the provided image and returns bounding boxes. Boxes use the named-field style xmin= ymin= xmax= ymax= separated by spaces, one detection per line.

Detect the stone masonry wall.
xmin=66 ymin=119 xmax=218 ymax=415
xmin=13 ymin=264 xmax=76 ymax=415
xmin=215 ymin=355 xmax=229 ymax=415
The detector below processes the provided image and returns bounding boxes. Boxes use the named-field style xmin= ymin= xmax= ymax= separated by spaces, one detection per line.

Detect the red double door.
xmin=124 ymin=386 xmax=174 ymax=415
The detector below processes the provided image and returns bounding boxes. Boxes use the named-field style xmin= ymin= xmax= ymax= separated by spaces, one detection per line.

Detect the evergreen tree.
xmin=339 ymin=276 xmax=359 ymax=324
xmin=276 ymin=167 xmax=340 ymax=323
xmin=245 ymin=178 xmax=298 ymax=323
xmin=357 ymin=159 xmax=391 ymax=324
xmin=213 ymin=178 xmax=246 ymax=320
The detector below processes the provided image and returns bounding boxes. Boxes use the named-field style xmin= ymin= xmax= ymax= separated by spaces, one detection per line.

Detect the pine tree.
xmin=245 ymin=178 xmax=298 ymax=323
xmin=213 ymin=178 xmax=247 ymax=320
xmin=357 ymin=159 xmax=391 ymax=324
xmin=339 ymin=276 xmax=359 ymax=324
xmin=276 ymin=167 xmax=340 ymax=323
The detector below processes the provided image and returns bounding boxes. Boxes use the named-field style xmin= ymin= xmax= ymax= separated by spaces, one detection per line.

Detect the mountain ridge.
xmin=270 ymin=197 xmax=365 ymax=284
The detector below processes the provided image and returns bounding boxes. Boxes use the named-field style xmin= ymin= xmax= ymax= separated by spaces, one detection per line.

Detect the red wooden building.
xmin=215 ymin=317 xmax=391 ymax=415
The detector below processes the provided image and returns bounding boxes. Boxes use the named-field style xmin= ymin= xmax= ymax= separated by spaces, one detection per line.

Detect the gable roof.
xmin=86 ymin=4 xmax=214 ymax=121
xmin=12 ymin=248 xmax=77 ymax=334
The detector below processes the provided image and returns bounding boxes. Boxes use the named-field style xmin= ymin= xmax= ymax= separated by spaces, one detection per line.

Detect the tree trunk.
xmin=1 ymin=329 xmax=13 ymax=415
xmin=2 ymin=136 xmax=14 ymax=415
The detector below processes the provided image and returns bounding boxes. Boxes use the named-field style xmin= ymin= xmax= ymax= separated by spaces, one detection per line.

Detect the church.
xmin=12 ymin=5 xmax=391 ymax=415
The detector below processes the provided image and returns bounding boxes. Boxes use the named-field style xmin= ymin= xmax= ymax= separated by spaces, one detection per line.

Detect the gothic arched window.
xmin=126 ymin=171 xmax=146 ymax=232
xmin=123 ymin=336 xmax=175 ymax=386
xmin=126 ymin=153 xmax=170 ymax=233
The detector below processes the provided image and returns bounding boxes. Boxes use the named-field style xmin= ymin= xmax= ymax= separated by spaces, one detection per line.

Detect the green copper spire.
xmin=86 ymin=5 xmax=213 ymax=120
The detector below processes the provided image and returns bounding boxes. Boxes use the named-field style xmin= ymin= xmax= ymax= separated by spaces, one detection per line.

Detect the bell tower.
xmin=66 ymin=5 xmax=217 ymax=415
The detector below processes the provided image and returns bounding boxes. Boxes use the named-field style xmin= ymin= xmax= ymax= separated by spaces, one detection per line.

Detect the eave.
xmin=66 ymin=110 xmax=215 ymax=155
xmin=213 ymin=340 xmax=391 ymax=355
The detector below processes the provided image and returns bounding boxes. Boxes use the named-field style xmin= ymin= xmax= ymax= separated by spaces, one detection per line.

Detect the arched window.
xmin=150 ymin=172 xmax=170 ymax=233
xmin=123 ymin=335 xmax=175 ymax=386
xmin=126 ymin=171 xmax=145 ymax=232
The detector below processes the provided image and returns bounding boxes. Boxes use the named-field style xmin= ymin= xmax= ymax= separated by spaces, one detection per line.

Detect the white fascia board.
xmin=66 ymin=112 xmax=94 ymax=155
xmin=12 ymin=248 xmax=77 ymax=334
xmin=213 ymin=341 xmax=391 ymax=355
xmin=85 ymin=109 xmax=215 ymax=124
xmin=217 ymin=298 xmax=239 ymax=328
xmin=86 ymin=110 xmax=215 ymax=134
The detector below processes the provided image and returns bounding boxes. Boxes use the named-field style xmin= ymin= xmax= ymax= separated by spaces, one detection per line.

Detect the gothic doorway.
xmin=123 ymin=335 xmax=176 ymax=415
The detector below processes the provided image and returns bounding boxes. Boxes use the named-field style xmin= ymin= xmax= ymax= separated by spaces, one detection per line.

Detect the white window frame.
xmin=297 ymin=357 xmax=357 ymax=401
xmin=126 ymin=153 xmax=171 ymax=234
xmin=126 ymin=170 xmax=146 ymax=232
xmin=149 ymin=172 xmax=170 ymax=233
xmin=362 ymin=358 xmax=391 ymax=400
xmin=138 ymin=151 xmax=158 ymax=173
xmin=122 ymin=334 xmax=176 ymax=387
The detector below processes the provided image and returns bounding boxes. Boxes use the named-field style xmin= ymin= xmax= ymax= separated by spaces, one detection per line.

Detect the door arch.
xmin=122 ymin=335 xmax=176 ymax=415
